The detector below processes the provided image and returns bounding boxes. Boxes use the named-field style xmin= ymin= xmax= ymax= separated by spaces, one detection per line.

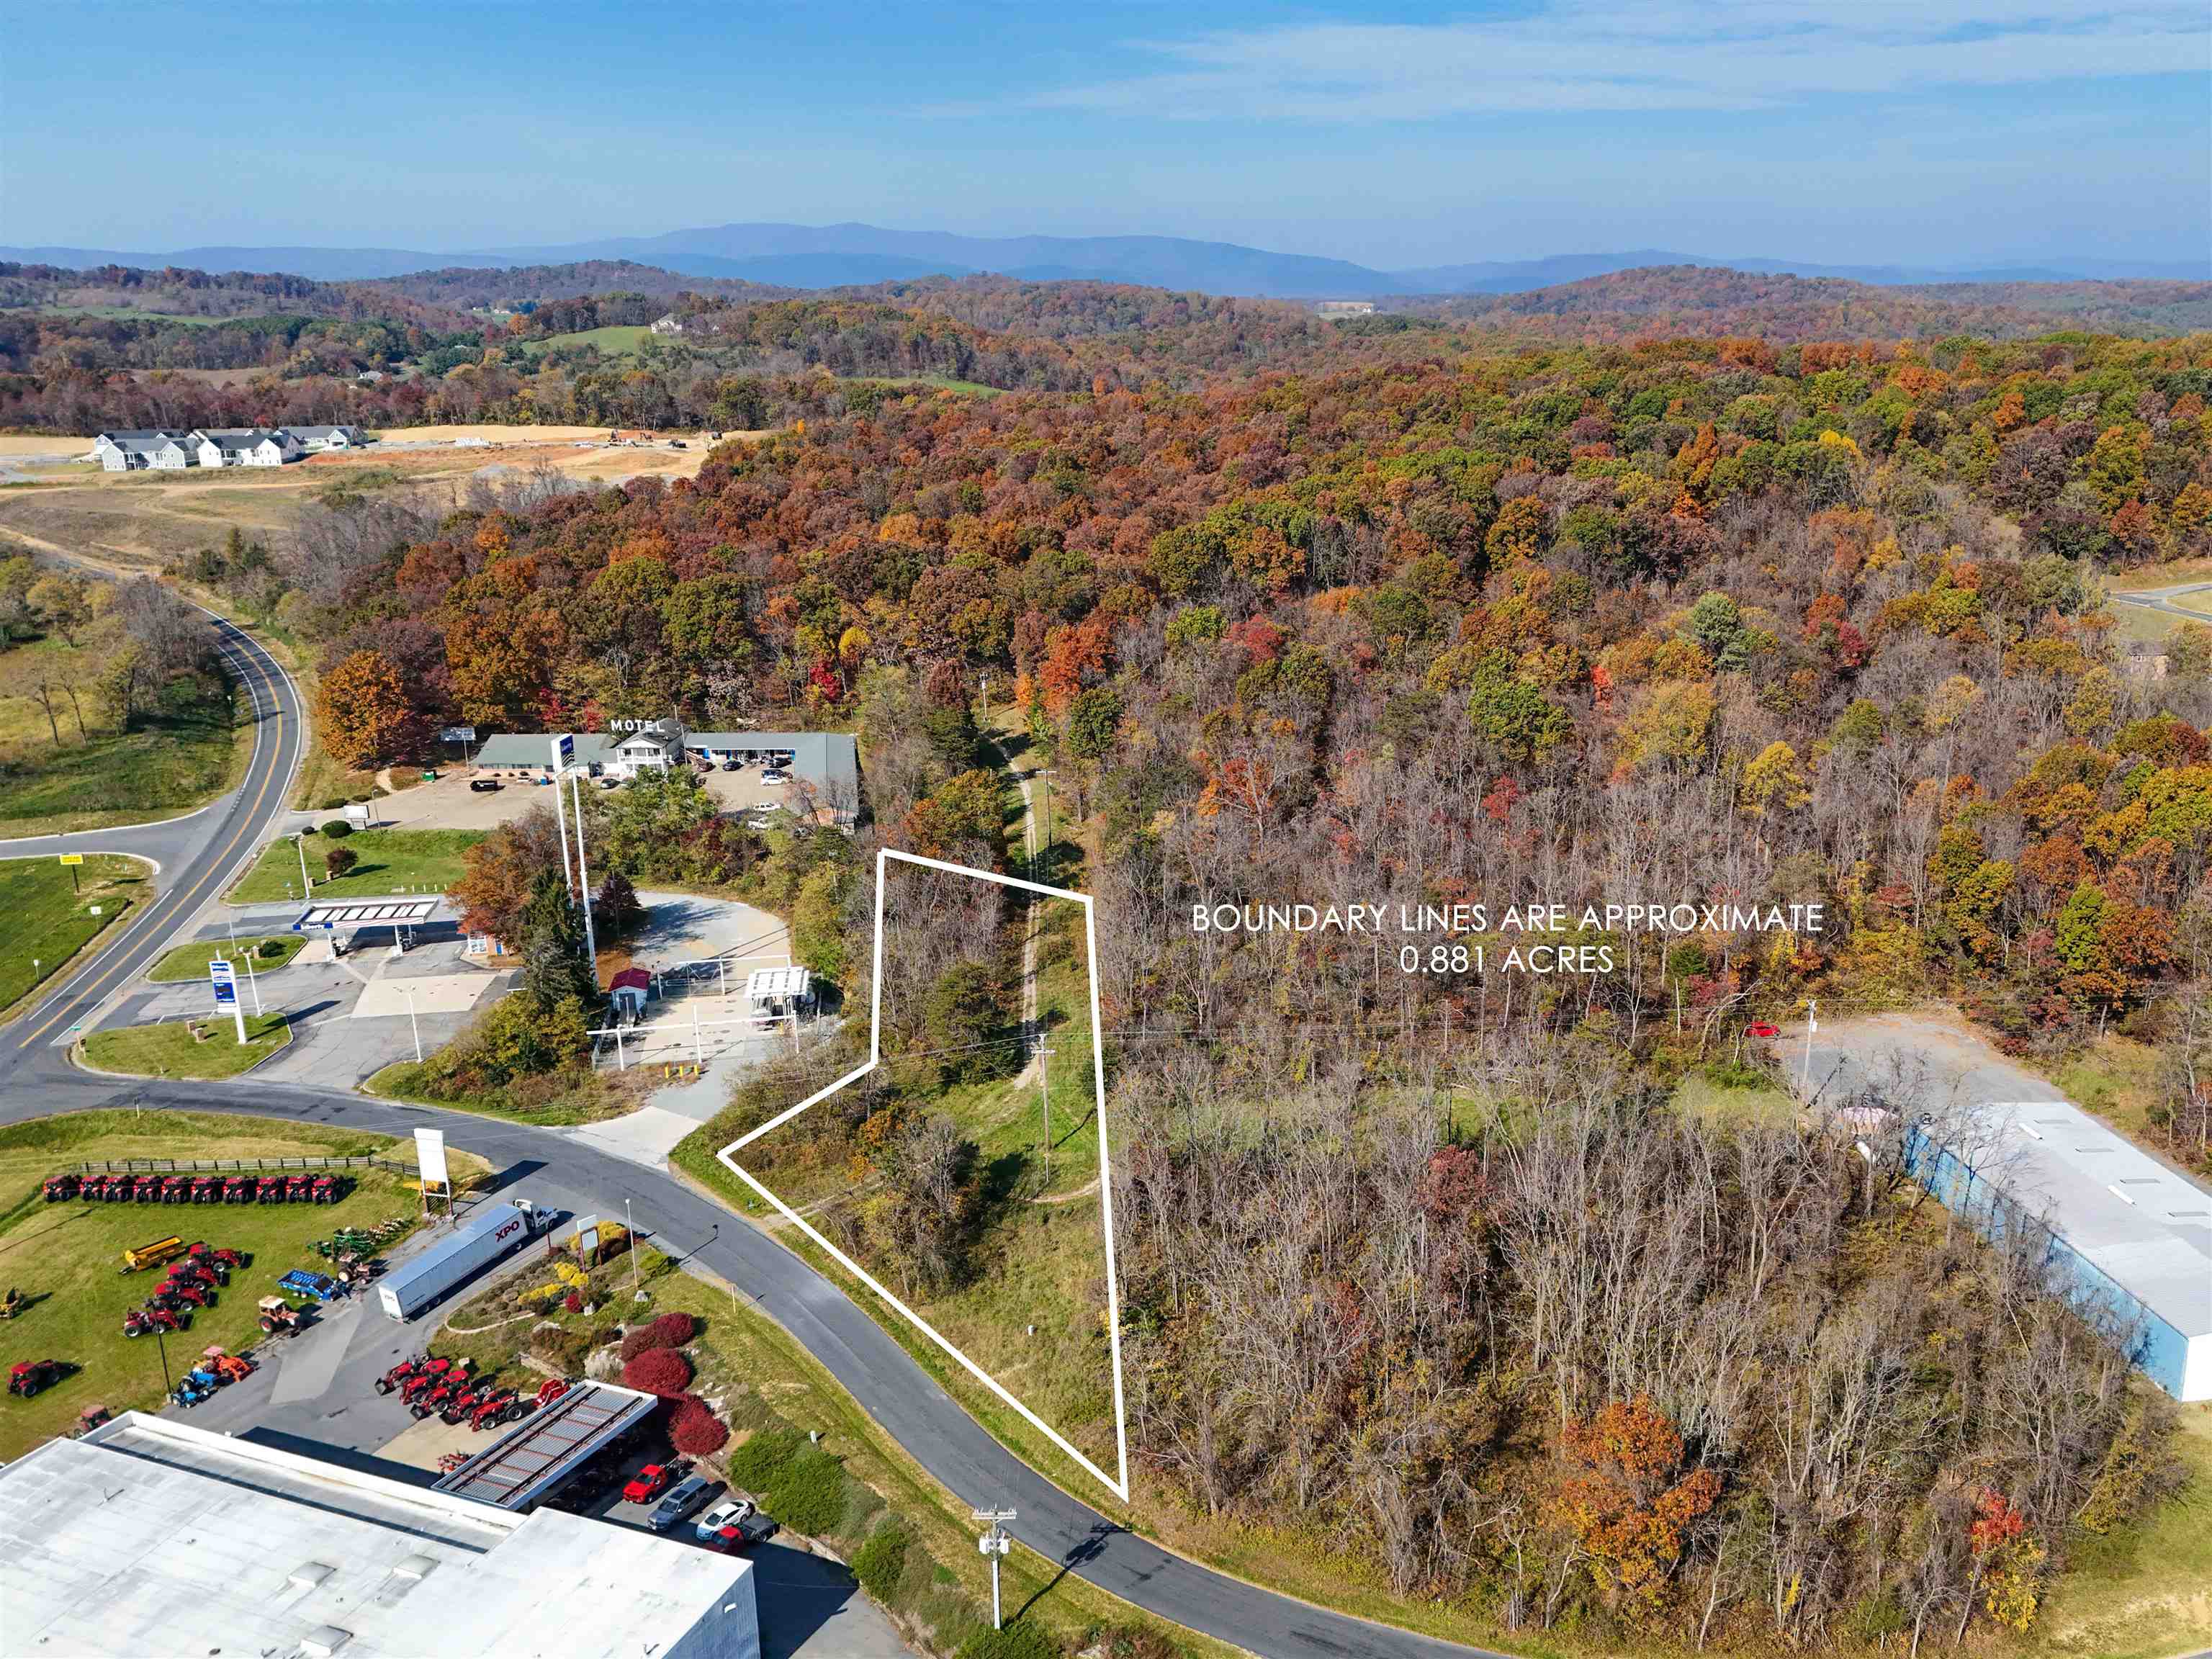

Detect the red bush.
xmin=562 ymin=1290 xmax=583 ymax=1313
xmin=619 ymin=1311 xmax=697 ymax=1362
xmin=622 ymin=1348 xmax=693 ymax=1397
xmin=670 ymin=1393 xmax=729 ymax=1456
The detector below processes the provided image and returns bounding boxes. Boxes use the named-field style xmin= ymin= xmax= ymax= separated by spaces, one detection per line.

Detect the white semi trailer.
xmin=378 ymin=1199 xmax=549 ymax=1321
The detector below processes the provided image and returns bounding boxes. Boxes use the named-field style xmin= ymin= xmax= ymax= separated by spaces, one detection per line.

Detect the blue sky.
xmin=4 ymin=1 xmax=2204 ymax=266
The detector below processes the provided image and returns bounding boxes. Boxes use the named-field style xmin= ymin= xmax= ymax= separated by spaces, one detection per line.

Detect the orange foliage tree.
xmin=1551 ymin=1395 xmax=1720 ymax=1610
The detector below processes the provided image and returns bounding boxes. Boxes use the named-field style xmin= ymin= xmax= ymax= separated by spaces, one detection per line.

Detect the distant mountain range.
xmin=5 ymin=223 xmax=2204 ymax=299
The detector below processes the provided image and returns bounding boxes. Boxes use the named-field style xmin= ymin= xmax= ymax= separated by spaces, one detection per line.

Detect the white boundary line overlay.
xmin=716 ymin=847 xmax=1132 ymax=1502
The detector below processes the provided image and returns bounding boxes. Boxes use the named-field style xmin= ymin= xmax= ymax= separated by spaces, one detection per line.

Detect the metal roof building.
xmin=1908 ymin=1095 xmax=2212 ymax=1402
xmin=433 ymin=1379 xmax=661 ymax=1511
xmin=0 ymin=1412 xmax=760 ymax=1658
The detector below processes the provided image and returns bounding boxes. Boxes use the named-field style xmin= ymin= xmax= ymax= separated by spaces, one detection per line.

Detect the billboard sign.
xmin=552 ymin=733 xmax=575 ymax=772
xmin=209 ymin=958 xmax=237 ymax=1009
xmin=414 ymin=1126 xmax=450 ymax=1190
xmin=439 ymin=725 xmax=477 ymax=743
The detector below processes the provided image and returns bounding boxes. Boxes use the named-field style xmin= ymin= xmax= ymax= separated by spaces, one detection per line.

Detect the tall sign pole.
xmin=210 ymin=958 xmax=246 ymax=1045
xmin=550 ymin=734 xmax=577 ymax=899
xmin=570 ymin=768 xmax=598 ymax=976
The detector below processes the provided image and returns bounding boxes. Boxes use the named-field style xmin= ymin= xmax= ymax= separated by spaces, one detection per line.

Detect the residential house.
xmin=288 ymin=424 xmax=367 ymax=451
xmin=649 ymin=313 xmax=685 ymax=336
xmin=94 ymin=431 xmax=195 ymax=471
xmin=193 ymin=428 xmax=300 ymax=468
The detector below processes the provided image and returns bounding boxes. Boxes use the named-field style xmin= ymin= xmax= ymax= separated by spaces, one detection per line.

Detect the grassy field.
xmin=528 ymin=324 xmax=655 ymax=357
xmin=145 ymin=933 xmax=305 ymax=982
xmin=0 ymin=621 xmax=248 ymax=833
xmin=0 ymin=1110 xmax=440 ymax=1462
xmin=81 ymin=1012 xmax=292 ymax=1079
xmin=227 ymin=826 xmax=483 ymax=904
xmin=362 ymin=1058 xmax=646 ymax=1126
xmin=0 ymin=854 xmax=146 ymax=1020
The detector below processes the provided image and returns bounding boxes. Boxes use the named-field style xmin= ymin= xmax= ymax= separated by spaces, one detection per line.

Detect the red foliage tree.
xmin=669 ymin=1394 xmax=729 ymax=1457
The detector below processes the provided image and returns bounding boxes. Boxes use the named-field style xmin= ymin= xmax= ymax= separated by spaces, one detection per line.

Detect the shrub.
xmin=256 ymin=937 xmax=285 ymax=960
xmin=727 ymin=1426 xmax=801 ymax=1493
xmin=320 ymin=819 xmax=353 ymax=839
xmin=621 ymin=1348 xmax=692 ymax=1397
xmin=324 ymin=845 xmax=359 ymax=878
xmin=670 ymin=1394 xmax=729 ymax=1457
xmin=765 ymin=1444 xmax=846 ymax=1537
xmin=852 ymin=1517 xmax=912 ymax=1601
xmin=562 ymin=1290 xmax=584 ymax=1313
xmin=320 ymin=797 xmax=349 ymax=811
xmin=619 ymin=1310 xmax=696 ymax=1362
xmin=956 ymin=1623 xmax=1061 ymax=1659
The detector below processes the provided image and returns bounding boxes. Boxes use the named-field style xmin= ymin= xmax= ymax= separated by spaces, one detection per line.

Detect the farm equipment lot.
xmin=0 ymin=1110 xmax=452 ymax=1460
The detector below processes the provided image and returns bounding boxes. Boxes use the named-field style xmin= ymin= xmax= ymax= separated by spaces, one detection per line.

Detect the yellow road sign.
xmin=57 ymin=853 xmax=84 ymax=866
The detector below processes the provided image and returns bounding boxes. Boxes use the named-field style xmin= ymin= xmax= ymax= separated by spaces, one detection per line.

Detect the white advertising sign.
xmin=414 ymin=1126 xmax=450 ymax=1190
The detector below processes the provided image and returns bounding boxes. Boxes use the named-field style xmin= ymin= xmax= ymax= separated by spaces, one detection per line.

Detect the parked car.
xmin=621 ymin=1462 xmax=678 ymax=1505
xmin=745 ymin=816 xmax=776 ymax=833
xmin=704 ymin=1513 xmax=780 ymax=1555
xmin=694 ymin=1495 xmax=757 ymax=1542
xmin=759 ymin=768 xmax=789 ymax=784
xmin=648 ymin=1473 xmax=719 ymax=1532
xmin=598 ymin=778 xmax=622 ymax=791
xmin=469 ymin=778 xmax=502 ymax=793
xmin=1746 ymin=1021 xmax=1781 ymax=1039
xmin=719 ymin=759 xmax=742 ymax=772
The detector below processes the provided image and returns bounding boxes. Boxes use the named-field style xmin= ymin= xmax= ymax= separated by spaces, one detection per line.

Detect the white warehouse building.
xmin=0 ymin=1413 xmax=762 ymax=1659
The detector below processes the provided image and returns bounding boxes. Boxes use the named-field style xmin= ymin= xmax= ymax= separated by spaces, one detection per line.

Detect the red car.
xmin=621 ymin=1462 xmax=675 ymax=1505
xmin=1747 ymin=1021 xmax=1780 ymax=1039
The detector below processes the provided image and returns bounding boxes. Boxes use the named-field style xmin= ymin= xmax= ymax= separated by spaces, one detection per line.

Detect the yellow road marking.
xmin=16 ymin=631 xmax=289 ymax=1048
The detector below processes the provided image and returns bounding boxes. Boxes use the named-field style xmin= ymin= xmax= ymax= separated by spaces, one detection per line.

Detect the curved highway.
xmin=1 ymin=607 xmax=1501 ymax=1659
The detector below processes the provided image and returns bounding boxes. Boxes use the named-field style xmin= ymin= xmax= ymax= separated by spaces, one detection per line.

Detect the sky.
xmin=3 ymin=1 xmax=2206 ymax=268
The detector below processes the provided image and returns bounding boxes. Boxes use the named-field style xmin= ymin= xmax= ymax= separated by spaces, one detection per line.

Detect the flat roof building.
xmin=471 ymin=725 xmax=860 ymax=823
xmin=0 ymin=1411 xmax=760 ymax=1658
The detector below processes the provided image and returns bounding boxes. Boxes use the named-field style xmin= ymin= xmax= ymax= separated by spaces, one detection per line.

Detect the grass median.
xmin=145 ymin=934 xmax=305 ymax=982
xmin=226 ymin=827 xmax=482 ymax=904
xmin=81 ymin=1012 xmax=291 ymax=1079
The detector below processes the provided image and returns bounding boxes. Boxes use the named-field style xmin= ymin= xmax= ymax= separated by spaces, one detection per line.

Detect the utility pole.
xmin=1035 ymin=1046 xmax=1057 ymax=1184
xmin=570 ymin=769 xmax=598 ymax=979
xmin=973 ymin=1509 xmax=1015 ymax=1629
xmin=1802 ymin=998 xmax=1817 ymax=1094
xmin=295 ymin=831 xmax=312 ymax=897
xmin=1036 ymin=769 xmax=1052 ymax=884
xmin=550 ymin=735 xmax=576 ymax=900
xmin=402 ymin=983 xmax=422 ymax=1064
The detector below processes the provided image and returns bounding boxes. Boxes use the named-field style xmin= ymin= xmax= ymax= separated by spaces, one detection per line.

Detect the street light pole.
xmin=973 ymin=1509 xmax=1015 ymax=1629
xmin=625 ymin=1197 xmax=646 ymax=1304
xmin=402 ymin=984 xmax=422 ymax=1064
xmin=295 ymin=831 xmax=312 ymax=897
xmin=570 ymin=770 xmax=599 ymax=979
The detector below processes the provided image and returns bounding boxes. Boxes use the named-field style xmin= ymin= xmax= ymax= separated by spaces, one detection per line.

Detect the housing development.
xmin=1 ymin=9 xmax=2208 ymax=1659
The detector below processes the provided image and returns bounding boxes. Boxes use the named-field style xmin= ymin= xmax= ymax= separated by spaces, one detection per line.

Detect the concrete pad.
xmin=377 ymin=1406 xmax=493 ymax=1471
xmin=634 ymin=892 xmax=788 ymax=964
xmin=269 ymin=1299 xmax=361 ymax=1404
xmin=295 ymin=938 xmax=335 ymax=965
xmin=353 ymin=972 xmax=492 ymax=1018
xmin=562 ymin=1105 xmax=704 ymax=1169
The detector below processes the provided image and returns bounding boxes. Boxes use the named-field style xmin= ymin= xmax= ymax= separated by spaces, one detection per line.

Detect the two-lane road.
xmin=1 ymin=612 xmax=303 ymax=1085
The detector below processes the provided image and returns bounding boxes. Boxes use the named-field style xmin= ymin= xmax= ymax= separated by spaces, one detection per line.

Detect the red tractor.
xmin=102 ymin=1175 xmax=132 ymax=1203
xmin=8 ymin=1359 xmax=63 ymax=1397
xmin=257 ymin=1178 xmax=285 ymax=1205
xmin=189 ymin=1176 xmax=221 ymax=1205
xmin=168 ymin=1258 xmax=226 ymax=1288
xmin=132 ymin=1175 xmax=164 ymax=1202
xmin=222 ymin=1175 xmax=256 ymax=1205
xmin=374 ymin=1356 xmax=431 ymax=1395
xmin=285 ymin=1174 xmax=313 ymax=1202
xmin=466 ymin=1390 xmax=513 ymax=1430
xmin=439 ymin=1386 xmax=490 ymax=1425
xmin=311 ymin=1174 xmax=344 ymax=1205
xmin=41 ymin=1174 xmax=78 ymax=1202
xmin=412 ymin=1377 xmax=470 ymax=1420
xmin=161 ymin=1176 xmax=192 ymax=1205
xmin=535 ymin=1377 xmax=569 ymax=1407
xmin=257 ymin=1297 xmax=305 ymax=1336
xmin=189 ymin=1244 xmax=248 ymax=1269
xmin=125 ymin=1304 xmax=189 ymax=1337
xmin=400 ymin=1361 xmax=463 ymax=1406
xmin=162 ymin=1277 xmax=217 ymax=1308
xmin=77 ymin=1174 xmax=109 ymax=1202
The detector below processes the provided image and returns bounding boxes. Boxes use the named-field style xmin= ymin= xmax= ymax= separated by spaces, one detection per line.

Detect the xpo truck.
xmin=378 ymin=1199 xmax=550 ymax=1321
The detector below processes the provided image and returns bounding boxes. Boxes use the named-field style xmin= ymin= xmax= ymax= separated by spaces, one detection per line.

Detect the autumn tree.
xmin=318 ymin=648 xmax=419 ymax=768
xmin=1551 ymin=1395 xmax=1720 ymax=1611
